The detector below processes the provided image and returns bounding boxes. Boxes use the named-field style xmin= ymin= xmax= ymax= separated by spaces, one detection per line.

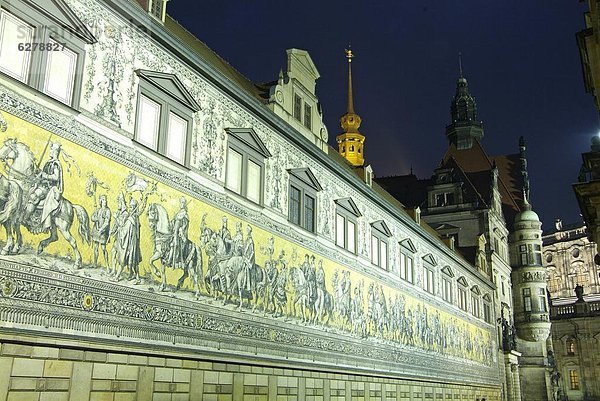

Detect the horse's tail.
xmin=73 ymin=204 xmax=91 ymax=244
xmin=0 ymin=181 xmax=22 ymax=224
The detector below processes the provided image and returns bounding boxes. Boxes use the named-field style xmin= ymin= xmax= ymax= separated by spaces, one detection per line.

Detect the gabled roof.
xmin=225 ymin=128 xmax=272 ymax=157
xmin=288 ymin=168 xmax=322 ymax=191
xmin=136 ymin=70 xmax=200 ymax=111
xmin=22 ymin=0 xmax=96 ymax=44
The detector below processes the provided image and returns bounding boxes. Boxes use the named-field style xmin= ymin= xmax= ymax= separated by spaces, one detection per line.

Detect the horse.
xmin=0 ymin=138 xmax=90 ymax=267
xmin=146 ymin=203 xmax=202 ymax=297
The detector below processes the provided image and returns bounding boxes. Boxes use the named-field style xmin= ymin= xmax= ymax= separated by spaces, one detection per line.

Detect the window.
xmin=423 ymin=267 xmax=434 ymax=294
xmin=335 ymin=198 xmax=361 ymax=254
xmin=435 ymin=192 xmax=455 ymax=206
xmin=569 ymin=370 xmax=580 ymax=390
xmin=458 ymin=287 xmax=468 ymax=311
xmin=422 ymin=254 xmax=436 ymax=294
xmin=538 ymin=287 xmax=547 ymax=312
xmin=304 ymin=103 xmax=312 ymax=130
xmin=566 ymin=337 xmax=576 ymax=356
xmin=399 ymin=239 xmax=416 ymax=283
xmin=294 ymin=94 xmax=302 ymax=121
xmin=135 ymin=70 xmax=199 ymax=165
xmin=471 ymin=287 xmax=481 ymax=318
xmin=483 ymin=301 xmax=492 ymax=323
xmin=523 ymin=288 xmax=532 ymax=312
xmin=371 ymin=221 xmax=391 ymax=270
xmin=150 ymin=0 xmax=165 ymax=20
xmin=288 ymin=168 xmax=321 ymax=233
xmin=457 ymin=277 xmax=468 ymax=311
xmin=519 ymin=244 xmax=528 ymax=266
xmin=442 ymin=277 xmax=452 ymax=303
xmin=225 ymin=128 xmax=271 ymax=205
xmin=0 ymin=1 xmax=96 ymax=107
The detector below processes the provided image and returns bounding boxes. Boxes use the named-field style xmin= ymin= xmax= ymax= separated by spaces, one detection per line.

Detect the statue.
xmin=574 ymin=284 xmax=585 ymax=303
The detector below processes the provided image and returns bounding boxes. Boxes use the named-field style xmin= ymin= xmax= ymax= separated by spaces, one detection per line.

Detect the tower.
xmin=445 ymin=55 xmax=484 ymax=150
xmin=509 ymin=137 xmax=553 ymax=400
xmin=337 ymin=48 xmax=365 ymax=166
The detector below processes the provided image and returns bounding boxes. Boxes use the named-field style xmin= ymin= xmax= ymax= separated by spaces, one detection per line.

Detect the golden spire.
xmin=337 ymin=47 xmax=365 ymax=167
xmin=346 ymin=48 xmax=355 ymax=114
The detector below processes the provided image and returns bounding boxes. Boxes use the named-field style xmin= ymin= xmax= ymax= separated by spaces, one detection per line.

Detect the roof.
xmin=375 ymin=174 xmax=430 ymax=209
xmin=163 ymin=15 xmax=270 ymax=103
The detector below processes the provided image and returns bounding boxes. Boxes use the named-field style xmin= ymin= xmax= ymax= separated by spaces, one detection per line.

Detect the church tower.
xmin=445 ymin=56 xmax=484 ymax=150
xmin=508 ymin=137 xmax=553 ymax=400
xmin=337 ymin=49 xmax=365 ymax=167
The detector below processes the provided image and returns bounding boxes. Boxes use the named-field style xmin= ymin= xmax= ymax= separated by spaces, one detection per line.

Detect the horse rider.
xmin=218 ymin=216 xmax=233 ymax=256
xmin=25 ymin=142 xmax=63 ymax=230
xmin=168 ymin=197 xmax=189 ymax=269
xmin=231 ymin=221 xmax=244 ymax=257
xmin=242 ymin=225 xmax=255 ymax=292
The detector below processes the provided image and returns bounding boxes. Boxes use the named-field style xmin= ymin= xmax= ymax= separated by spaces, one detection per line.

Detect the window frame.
xmin=399 ymin=240 xmax=415 ymax=284
xmin=225 ymin=128 xmax=270 ymax=206
xmin=287 ymin=168 xmax=321 ymax=233
xmin=523 ymin=287 xmax=532 ymax=312
xmin=370 ymin=221 xmax=391 ymax=270
xmin=335 ymin=198 xmax=361 ymax=254
xmin=569 ymin=369 xmax=580 ymax=390
xmin=457 ymin=277 xmax=468 ymax=311
xmin=0 ymin=0 xmax=96 ymax=108
xmin=134 ymin=70 xmax=199 ymax=167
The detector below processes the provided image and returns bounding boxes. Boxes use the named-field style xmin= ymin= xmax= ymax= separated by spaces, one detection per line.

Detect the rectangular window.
xmin=226 ymin=148 xmax=242 ymax=194
xmin=347 ymin=220 xmax=356 ymax=253
xmin=336 ymin=214 xmax=345 ymax=248
xmin=336 ymin=212 xmax=357 ymax=253
xmin=400 ymin=252 xmax=413 ymax=283
xmin=165 ymin=112 xmax=187 ymax=163
xmin=523 ymin=288 xmax=532 ymax=312
xmin=380 ymin=241 xmax=387 ymax=270
xmin=0 ymin=11 xmax=33 ymax=82
xmin=246 ymin=159 xmax=261 ymax=204
xmin=472 ymin=294 xmax=480 ymax=318
xmin=458 ymin=288 xmax=467 ymax=311
xmin=483 ymin=303 xmax=491 ymax=323
xmin=442 ymin=277 xmax=452 ymax=302
xmin=289 ymin=186 xmax=301 ymax=225
xmin=538 ymin=288 xmax=547 ymax=312
xmin=293 ymin=94 xmax=302 ymax=121
xmin=569 ymin=370 xmax=580 ymax=390
xmin=371 ymin=235 xmax=379 ymax=266
xmin=519 ymin=244 xmax=528 ymax=266
xmin=423 ymin=268 xmax=434 ymax=294
xmin=304 ymin=194 xmax=315 ymax=232
xmin=150 ymin=0 xmax=164 ymax=19
xmin=304 ymin=103 xmax=312 ymax=129
xmin=43 ymin=40 xmax=78 ymax=104
xmin=136 ymin=94 xmax=161 ymax=150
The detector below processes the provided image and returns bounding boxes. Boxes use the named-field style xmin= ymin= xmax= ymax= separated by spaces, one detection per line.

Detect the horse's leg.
xmin=56 ymin=219 xmax=83 ymax=268
xmin=176 ymin=264 xmax=188 ymax=291
xmin=1 ymin=221 xmax=13 ymax=255
xmin=12 ymin=219 xmax=22 ymax=254
xmin=38 ymin=226 xmax=59 ymax=256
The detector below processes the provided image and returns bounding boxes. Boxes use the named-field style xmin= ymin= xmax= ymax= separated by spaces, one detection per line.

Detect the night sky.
xmin=167 ymin=1 xmax=598 ymax=231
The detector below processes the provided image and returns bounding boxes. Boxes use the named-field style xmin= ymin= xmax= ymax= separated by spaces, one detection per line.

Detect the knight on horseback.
xmin=25 ymin=142 xmax=63 ymax=231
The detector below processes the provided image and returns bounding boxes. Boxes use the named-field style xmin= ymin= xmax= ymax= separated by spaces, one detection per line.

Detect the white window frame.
xmin=399 ymin=246 xmax=414 ymax=283
xmin=370 ymin=221 xmax=390 ymax=270
xmin=335 ymin=198 xmax=361 ymax=254
xmin=0 ymin=1 xmax=95 ymax=108
xmin=134 ymin=70 xmax=198 ymax=166
xmin=288 ymin=168 xmax=321 ymax=233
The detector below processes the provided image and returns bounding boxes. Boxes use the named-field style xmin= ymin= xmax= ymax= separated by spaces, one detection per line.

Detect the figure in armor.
xmin=168 ymin=197 xmax=189 ymax=269
xmin=26 ymin=142 xmax=63 ymax=230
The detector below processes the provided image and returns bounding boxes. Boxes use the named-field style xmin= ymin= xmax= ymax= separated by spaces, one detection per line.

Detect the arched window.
xmin=566 ymin=337 xmax=576 ymax=356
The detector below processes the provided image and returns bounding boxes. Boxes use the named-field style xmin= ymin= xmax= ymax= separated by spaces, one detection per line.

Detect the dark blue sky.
xmin=168 ymin=1 xmax=598 ymax=230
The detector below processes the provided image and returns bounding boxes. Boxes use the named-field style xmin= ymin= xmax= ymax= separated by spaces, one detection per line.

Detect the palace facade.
xmin=0 ymin=1 xmax=505 ymax=401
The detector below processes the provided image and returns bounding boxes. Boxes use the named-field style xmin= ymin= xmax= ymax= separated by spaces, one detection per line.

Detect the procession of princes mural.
xmin=0 ymin=111 xmax=493 ymax=366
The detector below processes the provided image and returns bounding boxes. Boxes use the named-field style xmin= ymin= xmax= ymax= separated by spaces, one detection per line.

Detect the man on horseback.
xmin=25 ymin=142 xmax=63 ymax=230
xmin=168 ymin=197 xmax=189 ymax=269
xmin=241 ymin=225 xmax=255 ymax=292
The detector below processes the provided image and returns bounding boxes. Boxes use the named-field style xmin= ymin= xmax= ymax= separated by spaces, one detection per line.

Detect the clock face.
xmin=275 ymin=90 xmax=284 ymax=103
xmin=320 ymin=128 xmax=328 ymax=141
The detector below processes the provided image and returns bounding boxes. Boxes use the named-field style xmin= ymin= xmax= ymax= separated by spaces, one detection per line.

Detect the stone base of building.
xmin=0 ymin=334 xmax=500 ymax=401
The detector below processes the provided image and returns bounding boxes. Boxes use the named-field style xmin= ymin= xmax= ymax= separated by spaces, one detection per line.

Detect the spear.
xmin=36 ymin=134 xmax=53 ymax=171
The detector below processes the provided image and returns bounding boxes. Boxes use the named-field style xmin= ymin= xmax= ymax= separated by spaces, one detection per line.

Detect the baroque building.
xmin=543 ymin=221 xmax=600 ymax=400
xmin=0 ymin=0 xmax=504 ymax=400
xmin=376 ymin=65 xmax=553 ymax=400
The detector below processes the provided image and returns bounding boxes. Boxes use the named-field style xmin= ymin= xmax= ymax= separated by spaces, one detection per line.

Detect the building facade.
xmin=543 ymin=222 xmax=600 ymax=400
xmin=0 ymin=0 xmax=504 ymax=400
xmin=377 ymin=68 xmax=553 ymax=400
